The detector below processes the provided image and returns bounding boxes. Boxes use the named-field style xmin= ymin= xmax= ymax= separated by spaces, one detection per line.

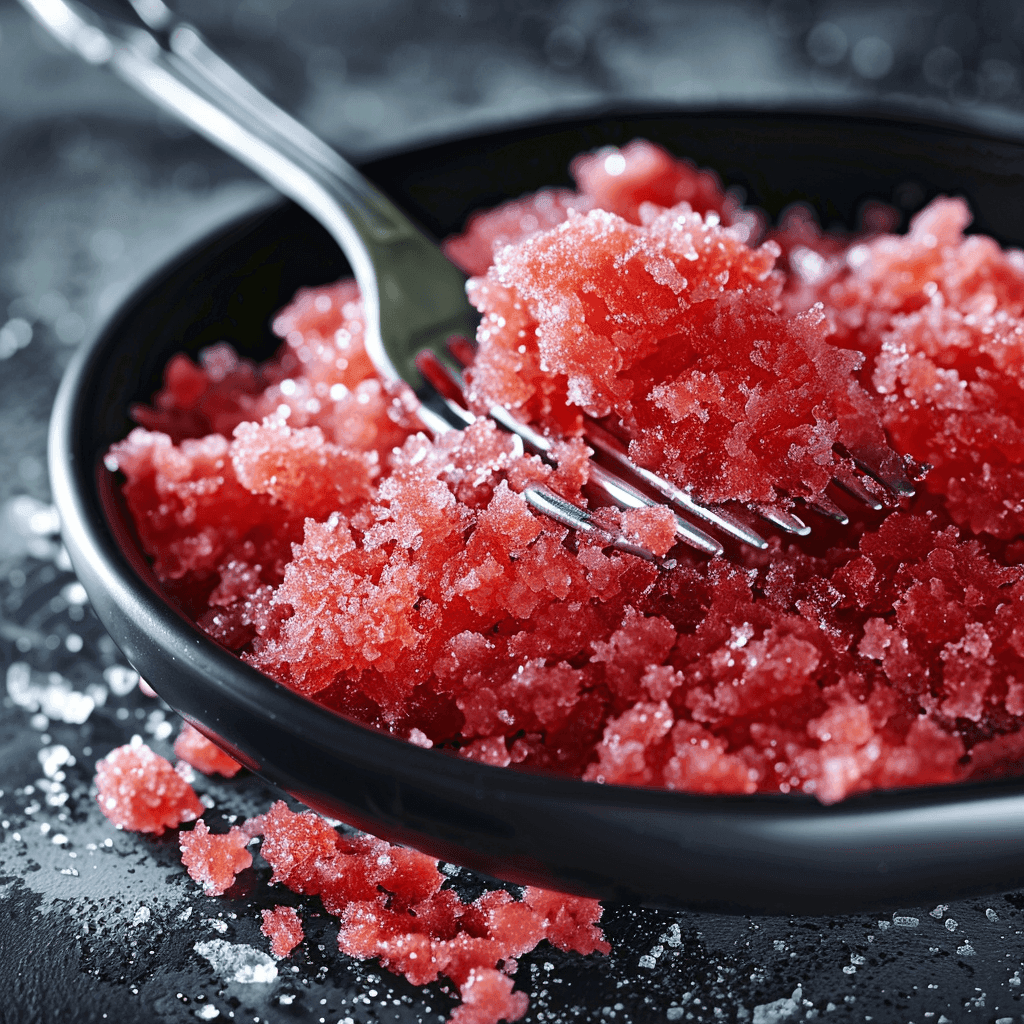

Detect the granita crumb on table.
xmin=178 ymin=819 xmax=253 ymax=895
xmin=94 ymin=738 xmax=203 ymax=834
xmin=174 ymin=722 xmax=243 ymax=777
xmin=105 ymin=139 xmax=1024 ymax=807
xmin=236 ymin=801 xmax=606 ymax=1024
xmin=260 ymin=905 xmax=304 ymax=958
xmin=96 ymin=762 xmax=606 ymax=1024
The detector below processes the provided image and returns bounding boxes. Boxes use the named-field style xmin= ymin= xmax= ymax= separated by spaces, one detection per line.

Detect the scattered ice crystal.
xmin=7 ymin=663 xmax=95 ymax=724
xmin=103 ymin=665 xmax=140 ymax=697
xmin=38 ymin=745 xmax=73 ymax=778
xmin=752 ymin=990 xmax=800 ymax=1024
xmin=60 ymin=581 xmax=88 ymax=605
xmin=0 ymin=317 xmax=33 ymax=359
xmin=193 ymin=939 xmax=278 ymax=984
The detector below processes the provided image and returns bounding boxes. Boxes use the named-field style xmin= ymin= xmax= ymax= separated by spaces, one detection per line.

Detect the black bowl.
xmin=50 ymin=105 xmax=1024 ymax=915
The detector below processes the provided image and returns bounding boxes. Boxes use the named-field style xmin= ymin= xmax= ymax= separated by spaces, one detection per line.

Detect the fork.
xmin=21 ymin=0 xmax=913 ymax=563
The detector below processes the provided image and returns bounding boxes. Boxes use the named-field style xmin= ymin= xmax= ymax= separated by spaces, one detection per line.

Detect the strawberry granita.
xmin=238 ymin=801 xmax=605 ymax=1024
xmin=775 ymin=195 xmax=1024 ymax=539
xmin=178 ymin=818 xmax=253 ymax=895
xmin=260 ymin=905 xmax=304 ymax=958
xmin=105 ymin=139 xmax=1024 ymax=806
xmin=174 ymin=722 xmax=242 ymax=777
xmin=95 ymin=738 xmax=204 ymax=834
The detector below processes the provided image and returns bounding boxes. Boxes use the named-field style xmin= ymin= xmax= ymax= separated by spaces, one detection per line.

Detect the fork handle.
xmin=22 ymin=0 xmax=413 ymax=241
xmin=18 ymin=0 xmax=442 ymax=373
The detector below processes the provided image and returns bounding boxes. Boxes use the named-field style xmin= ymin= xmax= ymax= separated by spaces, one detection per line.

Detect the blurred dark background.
xmin=8 ymin=0 xmax=1024 ymax=155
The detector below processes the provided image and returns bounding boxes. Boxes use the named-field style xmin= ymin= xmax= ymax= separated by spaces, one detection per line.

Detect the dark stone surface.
xmin=4 ymin=0 xmax=1024 ymax=1021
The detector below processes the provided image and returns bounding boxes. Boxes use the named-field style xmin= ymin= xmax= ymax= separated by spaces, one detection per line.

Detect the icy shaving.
xmin=108 ymin=140 xmax=1024 ymax=807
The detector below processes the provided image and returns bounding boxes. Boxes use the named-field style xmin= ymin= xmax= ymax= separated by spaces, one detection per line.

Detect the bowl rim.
xmin=49 ymin=101 xmax=1024 ymax=913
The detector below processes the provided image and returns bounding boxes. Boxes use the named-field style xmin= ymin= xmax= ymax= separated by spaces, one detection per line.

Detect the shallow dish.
xmin=50 ymin=106 xmax=1024 ymax=915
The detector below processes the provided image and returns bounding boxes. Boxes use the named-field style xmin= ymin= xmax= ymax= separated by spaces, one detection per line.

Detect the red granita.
xmin=443 ymin=139 xmax=759 ymax=278
xmin=107 ymin=141 xmax=1024 ymax=806
xmin=783 ymin=196 xmax=1024 ymax=538
xmin=570 ymin=139 xmax=743 ymax=229
xmin=444 ymin=188 xmax=594 ymax=279
xmin=260 ymin=905 xmax=304 ymax=958
xmin=464 ymin=199 xmax=893 ymax=507
xmin=95 ymin=738 xmax=203 ymax=834
xmin=174 ymin=722 xmax=242 ymax=778
xmin=179 ymin=819 xmax=253 ymax=895
xmin=130 ymin=342 xmax=279 ymax=443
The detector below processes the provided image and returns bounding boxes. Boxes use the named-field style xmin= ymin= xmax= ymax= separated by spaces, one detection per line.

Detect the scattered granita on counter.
xmin=94 ymin=737 xmax=203 ymax=834
xmin=179 ymin=818 xmax=253 ymax=895
xmin=260 ymin=905 xmax=304 ymax=958
xmin=93 ymin=742 xmax=601 ymax=1023
xmin=174 ymin=722 xmax=242 ymax=777
xmin=106 ymin=140 xmax=1024 ymax=804
xmin=237 ymin=801 xmax=606 ymax=1024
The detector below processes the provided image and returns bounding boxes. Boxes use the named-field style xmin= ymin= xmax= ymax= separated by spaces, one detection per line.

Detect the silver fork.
xmin=21 ymin=0 xmax=912 ymax=563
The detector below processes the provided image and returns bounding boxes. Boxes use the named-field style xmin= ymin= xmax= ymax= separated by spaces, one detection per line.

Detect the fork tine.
xmin=416 ymin=398 xmax=471 ymax=436
xmin=753 ymin=505 xmax=811 ymax=536
xmin=582 ymin=423 xmax=768 ymax=550
xmin=521 ymin=487 xmax=678 ymax=569
xmin=487 ymin=405 xmax=726 ymax=555
xmin=588 ymin=465 xmax=724 ymax=556
xmin=415 ymin=350 xmax=468 ymax=407
xmin=804 ymin=494 xmax=850 ymax=524
xmin=846 ymin=443 xmax=916 ymax=498
xmin=429 ymin=342 xmax=909 ymax=551
xmin=417 ymin=352 xmax=725 ymax=556
xmin=831 ymin=464 xmax=884 ymax=512
xmin=414 ymin=351 xmax=692 ymax=563
xmin=446 ymin=335 xmax=477 ymax=367
xmin=446 ymin=338 xmax=769 ymax=549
